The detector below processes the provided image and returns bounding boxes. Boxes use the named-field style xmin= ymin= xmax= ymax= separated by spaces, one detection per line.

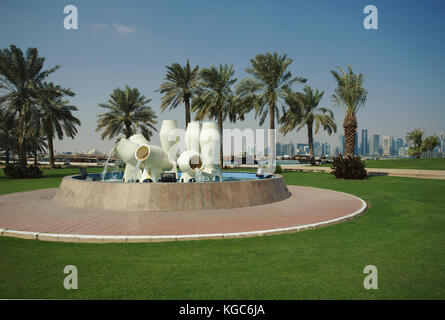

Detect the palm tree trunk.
xmin=218 ymin=112 xmax=223 ymax=168
xmin=18 ymin=106 xmax=27 ymax=168
xmin=307 ymin=122 xmax=314 ymax=161
xmin=5 ymin=149 xmax=10 ymax=165
xmin=343 ymin=113 xmax=357 ymax=157
xmin=48 ymin=134 xmax=55 ymax=169
xmin=268 ymin=101 xmax=275 ymax=170
xmin=34 ymin=148 xmax=38 ymax=166
xmin=125 ymin=122 xmax=132 ymax=139
xmin=185 ymin=96 xmax=191 ymax=128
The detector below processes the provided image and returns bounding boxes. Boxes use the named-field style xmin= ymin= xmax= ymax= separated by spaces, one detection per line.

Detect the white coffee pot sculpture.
xmin=114 ymin=120 xmax=221 ymax=183
xmin=178 ymin=121 xmax=222 ymax=183
xmin=115 ymin=133 xmax=173 ymax=182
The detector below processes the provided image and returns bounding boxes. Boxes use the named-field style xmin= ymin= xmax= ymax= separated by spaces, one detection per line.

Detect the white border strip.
xmin=0 ymin=195 xmax=367 ymax=243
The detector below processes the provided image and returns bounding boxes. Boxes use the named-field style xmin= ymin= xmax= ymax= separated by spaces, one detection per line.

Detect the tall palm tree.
xmin=38 ymin=82 xmax=81 ymax=168
xmin=0 ymin=106 xmax=16 ymax=165
xmin=192 ymin=64 xmax=244 ymax=167
xmin=280 ymin=85 xmax=337 ymax=161
xmin=96 ymin=85 xmax=157 ymax=141
xmin=237 ymin=52 xmax=306 ymax=168
xmin=330 ymin=65 xmax=367 ymax=157
xmin=0 ymin=45 xmax=60 ymax=168
xmin=157 ymin=60 xmax=200 ymax=128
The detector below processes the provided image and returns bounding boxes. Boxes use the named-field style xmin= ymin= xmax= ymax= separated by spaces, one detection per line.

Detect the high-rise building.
xmin=321 ymin=142 xmax=330 ymax=157
xmin=275 ymin=142 xmax=295 ymax=156
xmin=296 ymin=143 xmax=308 ymax=155
xmin=339 ymin=135 xmax=345 ymax=155
xmin=355 ymin=131 xmax=359 ymax=155
xmin=369 ymin=134 xmax=380 ymax=156
xmin=314 ymin=142 xmax=321 ymax=157
xmin=361 ymin=129 xmax=369 ymax=155
xmin=395 ymin=138 xmax=403 ymax=156
xmin=383 ymin=136 xmax=393 ymax=156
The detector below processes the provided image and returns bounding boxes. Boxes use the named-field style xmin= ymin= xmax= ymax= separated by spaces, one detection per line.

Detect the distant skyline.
xmin=1 ymin=0 xmax=444 ymax=153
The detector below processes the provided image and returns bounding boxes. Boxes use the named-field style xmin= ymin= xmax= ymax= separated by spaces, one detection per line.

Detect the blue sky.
xmin=0 ymin=0 xmax=444 ymax=153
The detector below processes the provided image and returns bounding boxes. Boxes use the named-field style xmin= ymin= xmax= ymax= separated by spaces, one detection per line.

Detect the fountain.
xmin=53 ymin=120 xmax=291 ymax=211
xmin=0 ymin=119 xmax=367 ymax=243
xmin=107 ymin=120 xmax=223 ymax=184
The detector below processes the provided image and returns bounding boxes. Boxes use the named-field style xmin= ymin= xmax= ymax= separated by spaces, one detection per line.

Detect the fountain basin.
xmin=54 ymin=172 xmax=290 ymax=212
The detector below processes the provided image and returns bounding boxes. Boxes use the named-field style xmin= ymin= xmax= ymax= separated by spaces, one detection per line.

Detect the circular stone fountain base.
xmin=54 ymin=174 xmax=291 ymax=211
xmin=0 ymin=186 xmax=366 ymax=243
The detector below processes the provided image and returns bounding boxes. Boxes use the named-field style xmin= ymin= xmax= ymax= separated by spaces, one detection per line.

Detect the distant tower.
xmin=361 ymin=129 xmax=369 ymax=155
xmin=383 ymin=136 xmax=393 ymax=156
xmin=340 ymin=135 xmax=345 ymax=155
xmin=369 ymin=134 xmax=380 ymax=156
xmin=355 ymin=131 xmax=359 ymax=155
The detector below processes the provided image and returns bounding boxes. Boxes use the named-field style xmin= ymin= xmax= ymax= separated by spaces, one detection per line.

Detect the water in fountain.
xmin=126 ymin=160 xmax=142 ymax=183
xmin=111 ymin=158 xmax=124 ymax=180
xmin=101 ymin=147 xmax=116 ymax=181
xmin=195 ymin=168 xmax=206 ymax=182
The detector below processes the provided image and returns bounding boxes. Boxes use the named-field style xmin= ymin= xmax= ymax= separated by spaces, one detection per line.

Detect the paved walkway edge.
xmin=226 ymin=165 xmax=445 ymax=180
xmin=0 ymin=194 xmax=367 ymax=243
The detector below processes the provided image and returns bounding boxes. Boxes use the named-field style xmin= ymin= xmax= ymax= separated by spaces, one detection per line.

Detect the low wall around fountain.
xmin=53 ymin=174 xmax=291 ymax=212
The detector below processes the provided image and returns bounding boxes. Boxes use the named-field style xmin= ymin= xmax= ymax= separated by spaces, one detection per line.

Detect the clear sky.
xmin=1 ymin=0 xmax=444 ymax=153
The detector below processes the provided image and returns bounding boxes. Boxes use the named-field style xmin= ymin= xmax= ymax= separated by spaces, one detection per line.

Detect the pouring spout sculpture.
xmin=115 ymin=133 xmax=173 ymax=182
xmin=114 ymin=120 xmax=221 ymax=183
xmin=200 ymin=122 xmax=222 ymax=182
xmin=178 ymin=121 xmax=222 ymax=183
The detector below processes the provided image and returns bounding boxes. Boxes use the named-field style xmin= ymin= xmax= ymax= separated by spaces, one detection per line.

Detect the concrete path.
xmin=226 ymin=165 xmax=445 ymax=180
xmin=0 ymin=186 xmax=366 ymax=243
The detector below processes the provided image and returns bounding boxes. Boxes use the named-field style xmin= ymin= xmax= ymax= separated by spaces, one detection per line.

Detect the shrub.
xmin=3 ymin=164 xmax=43 ymax=179
xmin=275 ymin=164 xmax=283 ymax=174
xmin=331 ymin=156 xmax=367 ymax=179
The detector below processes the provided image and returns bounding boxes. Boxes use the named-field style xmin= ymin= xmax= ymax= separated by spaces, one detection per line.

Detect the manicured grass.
xmin=320 ymin=158 xmax=445 ymax=170
xmin=0 ymin=167 xmax=103 ymax=195
xmin=0 ymin=170 xmax=444 ymax=299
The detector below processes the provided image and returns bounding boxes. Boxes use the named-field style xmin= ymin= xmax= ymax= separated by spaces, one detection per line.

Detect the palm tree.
xmin=38 ymin=82 xmax=81 ymax=168
xmin=280 ymin=85 xmax=337 ymax=162
xmin=0 ymin=106 xmax=16 ymax=165
xmin=237 ymin=52 xmax=306 ymax=168
xmin=157 ymin=60 xmax=200 ymax=128
xmin=96 ymin=85 xmax=157 ymax=141
xmin=330 ymin=65 xmax=367 ymax=157
xmin=0 ymin=45 xmax=60 ymax=168
xmin=192 ymin=64 xmax=244 ymax=167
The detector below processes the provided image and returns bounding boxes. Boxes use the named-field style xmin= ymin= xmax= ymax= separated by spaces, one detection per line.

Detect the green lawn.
xmin=320 ymin=158 xmax=445 ymax=170
xmin=0 ymin=167 xmax=103 ymax=195
xmin=0 ymin=169 xmax=444 ymax=299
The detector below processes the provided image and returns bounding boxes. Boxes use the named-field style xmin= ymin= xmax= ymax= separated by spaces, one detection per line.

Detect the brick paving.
xmin=0 ymin=186 xmax=365 ymax=238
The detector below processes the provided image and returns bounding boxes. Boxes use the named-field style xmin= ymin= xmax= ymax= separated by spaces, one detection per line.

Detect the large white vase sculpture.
xmin=159 ymin=120 xmax=180 ymax=176
xmin=200 ymin=122 xmax=222 ymax=181
xmin=115 ymin=137 xmax=143 ymax=182
xmin=178 ymin=121 xmax=203 ymax=183
xmin=177 ymin=150 xmax=202 ymax=183
xmin=116 ymin=133 xmax=174 ymax=182
xmin=185 ymin=121 xmax=201 ymax=154
xmin=135 ymin=144 xmax=173 ymax=182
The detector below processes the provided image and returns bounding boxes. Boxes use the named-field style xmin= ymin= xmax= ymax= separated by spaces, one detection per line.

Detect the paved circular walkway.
xmin=0 ymin=186 xmax=366 ymax=243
